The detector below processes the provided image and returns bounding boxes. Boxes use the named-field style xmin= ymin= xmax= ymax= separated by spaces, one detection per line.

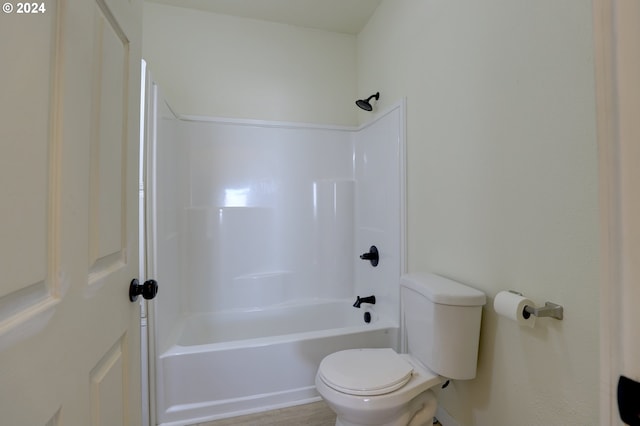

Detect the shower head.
xmin=355 ymin=92 xmax=380 ymax=111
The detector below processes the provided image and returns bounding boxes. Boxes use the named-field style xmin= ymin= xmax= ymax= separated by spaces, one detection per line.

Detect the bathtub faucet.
xmin=353 ymin=295 xmax=376 ymax=308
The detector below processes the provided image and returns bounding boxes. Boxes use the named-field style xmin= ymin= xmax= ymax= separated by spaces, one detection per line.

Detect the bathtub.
xmin=155 ymin=300 xmax=398 ymax=426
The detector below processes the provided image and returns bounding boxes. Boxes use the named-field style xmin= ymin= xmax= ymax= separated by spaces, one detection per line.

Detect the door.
xmin=0 ymin=0 xmax=143 ymax=423
xmin=593 ymin=0 xmax=640 ymax=424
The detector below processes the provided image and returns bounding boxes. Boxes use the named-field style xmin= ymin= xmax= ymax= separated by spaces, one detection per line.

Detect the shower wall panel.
xmin=353 ymin=104 xmax=404 ymax=322
xmin=148 ymin=93 xmax=186 ymax=350
xmin=311 ymin=179 xmax=354 ymax=300
xmin=181 ymin=121 xmax=354 ymax=312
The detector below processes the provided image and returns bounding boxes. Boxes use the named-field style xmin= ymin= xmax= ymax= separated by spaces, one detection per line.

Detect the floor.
xmin=191 ymin=401 xmax=335 ymax=426
xmin=192 ymin=400 xmax=443 ymax=425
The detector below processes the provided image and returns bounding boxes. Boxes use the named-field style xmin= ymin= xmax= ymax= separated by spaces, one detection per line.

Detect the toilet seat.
xmin=318 ymin=348 xmax=414 ymax=396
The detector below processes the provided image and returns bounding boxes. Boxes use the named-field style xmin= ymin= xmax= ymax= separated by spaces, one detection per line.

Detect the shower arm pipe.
xmin=362 ymin=93 xmax=379 ymax=103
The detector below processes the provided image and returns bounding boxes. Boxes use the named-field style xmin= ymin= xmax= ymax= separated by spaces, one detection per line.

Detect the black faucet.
xmin=353 ymin=295 xmax=376 ymax=308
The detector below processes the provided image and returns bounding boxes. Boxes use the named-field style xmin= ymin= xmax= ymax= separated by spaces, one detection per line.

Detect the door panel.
xmin=90 ymin=335 xmax=129 ymax=426
xmin=89 ymin=0 xmax=128 ymax=279
xmin=0 ymin=0 xmax=60 ymax=329
xmin=0 ymin=0 xmax=143 ymax=423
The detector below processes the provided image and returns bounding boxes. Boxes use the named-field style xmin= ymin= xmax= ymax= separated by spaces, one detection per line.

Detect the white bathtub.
xmin=156 ymin=300 xmax=398 ymax=426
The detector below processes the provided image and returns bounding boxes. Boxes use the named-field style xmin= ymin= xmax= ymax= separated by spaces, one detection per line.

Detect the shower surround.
xmin=147 ymin=89 xmax=405 ymax=425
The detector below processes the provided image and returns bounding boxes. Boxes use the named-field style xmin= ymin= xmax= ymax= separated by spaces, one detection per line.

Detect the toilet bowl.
xmin=315 ymin=348 xmax=443 ymax=426
xmin=315 ymin=273 xmax=486 ymax=426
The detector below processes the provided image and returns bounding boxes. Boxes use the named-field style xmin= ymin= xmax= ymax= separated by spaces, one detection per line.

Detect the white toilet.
xmin=315 ymin=273 xmax=486 ymax=426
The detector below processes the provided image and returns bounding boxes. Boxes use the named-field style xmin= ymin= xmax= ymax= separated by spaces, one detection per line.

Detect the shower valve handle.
xmin=129 ymin=279 xmax=158 ymax=302
xmin=360 ymin=245 xmax=379 ymax=267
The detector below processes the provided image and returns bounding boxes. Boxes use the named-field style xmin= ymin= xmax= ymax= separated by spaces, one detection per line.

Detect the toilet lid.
xmin=318 ymin=348 xmax=414 ymax=396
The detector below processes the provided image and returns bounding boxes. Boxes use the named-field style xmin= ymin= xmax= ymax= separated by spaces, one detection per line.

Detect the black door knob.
xmin=129 ymin=279 xmax=158 ymax=302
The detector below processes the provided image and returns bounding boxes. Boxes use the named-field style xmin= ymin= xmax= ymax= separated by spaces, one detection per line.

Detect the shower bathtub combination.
xmin=145 ymin=80 xmax=405 ymax=426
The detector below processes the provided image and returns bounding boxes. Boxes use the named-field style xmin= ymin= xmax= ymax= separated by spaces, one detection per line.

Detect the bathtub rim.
xmin=162 ymin=319 xmax=399 ymax=357
xmin=156 ymin=297 xmax=395 ymax=353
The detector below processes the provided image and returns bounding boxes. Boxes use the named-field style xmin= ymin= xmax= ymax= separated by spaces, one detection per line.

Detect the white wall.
xmin=143 ymin=2 xmax=358 ymax=126
xmin=357 ymin=1 xmax=599 ymax=425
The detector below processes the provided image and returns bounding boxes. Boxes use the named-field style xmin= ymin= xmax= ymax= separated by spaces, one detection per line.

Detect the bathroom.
xmin=142 ymin=1 xmax=600 ymax=426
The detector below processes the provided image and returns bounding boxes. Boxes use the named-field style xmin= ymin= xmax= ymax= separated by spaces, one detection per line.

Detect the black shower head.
xmin=355 ymin=92 xmax=380 ymax=111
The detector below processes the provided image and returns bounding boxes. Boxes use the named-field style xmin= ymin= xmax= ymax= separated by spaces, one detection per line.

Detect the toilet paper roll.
xmin=493 ymin=291 xmax=536 ymax=328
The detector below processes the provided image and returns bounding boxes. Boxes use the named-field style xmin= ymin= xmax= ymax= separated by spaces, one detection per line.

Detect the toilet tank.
xmin=401 ymin=273 xmax=486 ymax=380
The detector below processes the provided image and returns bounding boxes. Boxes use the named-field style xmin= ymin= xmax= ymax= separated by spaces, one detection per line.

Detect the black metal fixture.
xmin=129 ymin=279 xmax=158 ymax=302
xmin=360 ymin=245 xmax=379 ymax=267
xmin=355 ymin=92 xmax=380 ymax=111
xmin=618 ymin=375 xmax=640 ymax=425
xmin=353 ymin=295 xmax=376 ymax=308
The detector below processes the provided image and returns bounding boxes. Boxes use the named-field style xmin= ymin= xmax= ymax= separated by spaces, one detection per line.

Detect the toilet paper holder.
xmin=509 ymin=291 xmax=564 ymax=320
xmin=523 ymin=302 xmax=563 ymax=320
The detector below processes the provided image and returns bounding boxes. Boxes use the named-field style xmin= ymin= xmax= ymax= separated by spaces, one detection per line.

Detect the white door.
xmin=593 ymin=0 xmax=640 ymax=424
xmin=0 ymin=0 xmax=143 ymax=423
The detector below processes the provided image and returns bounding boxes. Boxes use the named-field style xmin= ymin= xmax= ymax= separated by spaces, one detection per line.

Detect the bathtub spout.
xmin=353 ymin=295 xmax=376 ymax=308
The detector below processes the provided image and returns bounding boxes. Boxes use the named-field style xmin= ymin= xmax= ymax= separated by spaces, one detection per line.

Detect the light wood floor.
xmin=191 ymin=401 xmax=336 ymax=426
xmin=191 ymin=400 xmax=443 ymax=426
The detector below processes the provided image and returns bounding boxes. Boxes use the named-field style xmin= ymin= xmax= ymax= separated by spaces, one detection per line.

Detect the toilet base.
xmin=330 ymin=390 xmax=437 ymax=426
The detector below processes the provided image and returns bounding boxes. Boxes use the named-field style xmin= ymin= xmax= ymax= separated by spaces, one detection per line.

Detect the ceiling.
xmin=145 ymin=0 xmax=383 ymax=34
